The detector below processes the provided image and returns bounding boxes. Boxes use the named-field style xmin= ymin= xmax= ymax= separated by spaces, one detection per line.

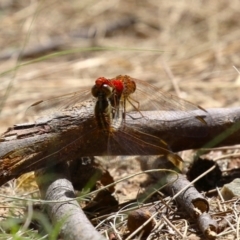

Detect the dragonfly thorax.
xmin=92 ymin=78 xmax=125 ymax=133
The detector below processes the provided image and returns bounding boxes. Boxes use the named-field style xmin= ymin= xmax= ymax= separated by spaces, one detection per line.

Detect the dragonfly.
xmin=26 ymin=75 xmax=210 ymax=170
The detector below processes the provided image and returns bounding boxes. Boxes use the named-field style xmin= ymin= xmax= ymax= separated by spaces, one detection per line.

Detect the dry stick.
xmin=35 ymin=162 xmax=106 ymax=240
xmin=161 ymin=215 xmax=184 ymax=238
xmin=1 ymin=106 xmax=240 ymax=186
xmin=139 ymin=156 xmax=218 ymax=239
xmin=0 ymin=15 xmax=136 ymax=60
xmin=198 ymin=213 xmax=218 ymax=239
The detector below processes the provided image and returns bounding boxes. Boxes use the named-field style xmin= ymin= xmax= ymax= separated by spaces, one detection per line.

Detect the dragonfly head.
xmin=92 ymin=77 xmax=113 ymax=99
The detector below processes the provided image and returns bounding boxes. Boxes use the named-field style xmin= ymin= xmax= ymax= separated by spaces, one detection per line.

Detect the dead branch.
xmin=165 ymin=173 xmax=209 ymax=217
xmin=35 ymin=162 xmax=106 ymax=240
xmin=1 ymin=106 xmax=240 ymax=186
xmin=197 ymin=212 xmax=218 ymax=239
xmin=139 ymin=155 xmax=218 ymax=239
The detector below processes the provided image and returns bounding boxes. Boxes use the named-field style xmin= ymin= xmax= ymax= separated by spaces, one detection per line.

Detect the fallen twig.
xmin=35 ymin=161 xmax=106 ymax=240
xmin=139 ymin=155 xmax=218 ymax=239
xmin=198 ymin=212 xmax=218 ymax=239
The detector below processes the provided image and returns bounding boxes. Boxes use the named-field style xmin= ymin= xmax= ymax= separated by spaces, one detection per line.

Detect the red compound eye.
xmin=110 ymin=79 xmax=124 ymax=95
xmin=95 ymin=77 xmax=110 ymax=88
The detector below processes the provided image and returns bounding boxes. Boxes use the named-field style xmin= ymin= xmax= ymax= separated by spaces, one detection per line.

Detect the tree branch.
xmin=1 ymin=106 xmax=240 ymax=186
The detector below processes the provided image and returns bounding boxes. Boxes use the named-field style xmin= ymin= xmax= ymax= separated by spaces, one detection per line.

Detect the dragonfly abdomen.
xmin=94 ymin=93 xmax=112 ymax=132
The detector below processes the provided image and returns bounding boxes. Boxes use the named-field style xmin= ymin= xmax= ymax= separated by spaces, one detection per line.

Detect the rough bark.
xmin=1 ymin=106 xmax=240 ymax=186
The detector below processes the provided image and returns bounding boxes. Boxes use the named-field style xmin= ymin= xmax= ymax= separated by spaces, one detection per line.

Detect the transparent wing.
xmin=22 ymin=84 xmax=100 ymax=171
xmin=125 ymin=77 xmax=208 ymax=120
xmin=121 ymin=77 xmax=210 ymax=138
xmin=26 ymin=87 xmax=94 ymax=117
